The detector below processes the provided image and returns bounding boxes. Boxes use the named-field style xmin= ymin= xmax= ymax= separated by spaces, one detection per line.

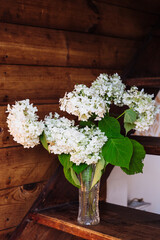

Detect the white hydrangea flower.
xmin=123 ymin=86 xmax=159 ymax=132
xmin=44 ymin=113 xmax=107 ymax=165
xmin=91 ymin=73 xmax=126 ymax=106
xmin=44 ymin=112 xmax=82 ymax=154
xmin=59 ymin=84 xmax=107 ymax=121
xmin=6 ymin=99 xmax=44 ymax=148
xmin=70 ymin=126 xmax=108 ymax=165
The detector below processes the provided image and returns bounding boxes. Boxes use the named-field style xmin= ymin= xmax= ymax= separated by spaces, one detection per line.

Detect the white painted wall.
xmin=107 ymin=154 xmax=160 ymax=214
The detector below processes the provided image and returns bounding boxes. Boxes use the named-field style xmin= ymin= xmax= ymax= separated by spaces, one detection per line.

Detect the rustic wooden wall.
xmin=0 ymin=0 xmax=159 ymax=239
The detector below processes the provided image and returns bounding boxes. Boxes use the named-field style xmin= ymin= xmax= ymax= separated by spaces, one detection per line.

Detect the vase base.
xmin=77 ymin=217 xmax=100 ymax=226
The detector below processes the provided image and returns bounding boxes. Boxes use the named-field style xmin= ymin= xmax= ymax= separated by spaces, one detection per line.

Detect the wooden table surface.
xmin=29 ymin=201 xmax=160 ymax=240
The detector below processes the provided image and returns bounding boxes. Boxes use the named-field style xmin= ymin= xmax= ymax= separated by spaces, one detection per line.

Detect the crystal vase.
xmin=77 ymin=165 xmax=100 ymax=225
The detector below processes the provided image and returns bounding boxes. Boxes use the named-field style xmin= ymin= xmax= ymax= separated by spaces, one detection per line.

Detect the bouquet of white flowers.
xmin=6 ymin=73 xmax=159 ymax=188
xmin=6 ymin=73 xmax=159 ymax=225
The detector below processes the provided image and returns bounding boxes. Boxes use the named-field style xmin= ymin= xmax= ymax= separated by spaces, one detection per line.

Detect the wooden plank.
xmin=0 ymin=65 xmax=122 ymax=105
xmin=30 ymin=213 xmax=119 ymax=240
xmin=0 ymin=0 xmax=158 ymax=39
xmin=130 ymin=136 xmax=160 ymax=155
xmin=100 ymin=0 xmax=160 ymax=15
xmin=0 ymin=145 xmax=59 ymax=189
xmin=0 ymin=227 xmax=16 ymax=240
xmin=29 ymin=202 xmax=160 ymax=240
xmin=94 ymin=2 xmax=158 ymax=39
xmin=0 ymin=23 xmax=140 ymax=68
xmin=0 ymin=183 xmax=45 ymax=230
xmin=19 ymin=221 xmax=83 ymax=240
xmin=125 ymin=77 xmax=160 ymax=88
xmin=126 ymin=37 xmax=160 ymax=78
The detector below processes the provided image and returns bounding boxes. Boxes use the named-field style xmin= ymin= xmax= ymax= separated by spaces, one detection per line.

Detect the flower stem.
xmin=116 ymin=108 xmax=133 ymax=120
xmin=116 ymin=111 xmax=125 ymax=120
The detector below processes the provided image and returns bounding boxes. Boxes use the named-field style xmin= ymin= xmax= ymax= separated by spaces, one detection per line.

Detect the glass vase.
xmin=77 ymin=165 xmax=100 ymax=225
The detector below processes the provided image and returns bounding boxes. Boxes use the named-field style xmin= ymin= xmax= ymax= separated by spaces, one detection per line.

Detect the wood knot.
xmin=6 ymin=176 xmax=11 ymax=185
xmin=23 ymin=183 xmax=37 ymax=191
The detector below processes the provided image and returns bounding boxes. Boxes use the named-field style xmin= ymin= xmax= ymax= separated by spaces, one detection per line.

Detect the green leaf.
xmin=98 ymin=116 xmax=122 ymax=138
xmin=121 ymin=139 xmax=146 ymax=175
xmin=124 ymin=122 xmax=136 ymax=135
xmin=91 ymin=156 xmax=106 ymax=189
xmin=102 ymin=137 xmax=133 ymax=169
xmin=124 ymin=109 xmax=137 ymax=134
xmin=72 ymin=163 xmax=88 ymax=174
xmin=70 ymin=168 xmax=80 ymax=187
xmin=124 ymin=109 xmax=137 ymax=123
xmin=58 ymin=154 xmax=72 ymax=169
xmin=63 ymin=167 xmax=80 ymax=188
xmin=40 ymin=131 xmax=49 ymax=152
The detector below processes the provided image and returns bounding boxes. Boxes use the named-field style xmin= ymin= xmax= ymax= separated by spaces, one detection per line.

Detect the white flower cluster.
xmin=59 ymin=84 xmax=107 ymax=121
xmin=59 ymin=73 xmax=125 ymax=121
xmin=71 ymin=126 xmax=107 ymax=165
xmin=91 ymin=73 xmax=126 ymax=106
xmin=6 ymin=99 xmax=44 ymax=148
xmin=44 ymin=112 xmax=81 ymax=154
xmin=44 ymin=113 xmax=107 ymax=165
xmin=123 ymin=86 xmax=159 ymax=131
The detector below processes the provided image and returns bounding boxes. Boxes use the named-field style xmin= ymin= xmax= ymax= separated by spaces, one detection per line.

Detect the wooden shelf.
xmin=130 ymin=136 xmax=160 ymax=155
xmin=29 ymin=202 xmax=160 ymax=240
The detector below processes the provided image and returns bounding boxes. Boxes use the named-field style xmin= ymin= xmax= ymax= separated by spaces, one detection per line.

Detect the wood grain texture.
xmin=19 ymin=221 xmax=83 ymax=240
xmin=0 ymin=0 xmax=158 ymax=39
xmin=0 ymin=183 xmax=45 ymax=230
xmin=9 ymin=164 xmax=79 ymax=240
xmin=0 ymin=227 xmax=16 ymax=240
xmin=0 ymin=145 xmax=59 ymax=189
xmin=0 ymin=65 xmax=121 ymax=105
xmin=29 ymin=202 xmax=160 ymax=240
xmin=0 ymin=23 xmax=140 ymax=68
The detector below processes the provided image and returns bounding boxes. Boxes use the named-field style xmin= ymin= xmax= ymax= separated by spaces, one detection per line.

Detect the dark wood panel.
xmin=29 ymin=202 xmax=160 ymax=240
xmin=95 ymin=2 xmax=158 ymax=39
xmin=0 ymin=183 xmax=45 ymax=230
xmin=39 ymin=165 xmax=78 ymax=209
xmin=125 ymin=77 xmax=160 ymax=88
xmin=127 ymin=37 xmax=160 ymax=78
xmin=0 ymin=65 xmax=122 ymax=105
xmin=0 ymin=23 xmax=140 ymax=68
xmin=0 ymin=145 xmax=59 ymax=189
xmin=0 ymin=0 xmax=158 ymax=39
xmin=101 ymin=0 xmax=160 ymax=14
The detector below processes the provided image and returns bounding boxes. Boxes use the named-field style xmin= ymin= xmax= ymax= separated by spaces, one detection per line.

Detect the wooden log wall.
xmin=0 ymin=0 xmax=159 ymax=239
